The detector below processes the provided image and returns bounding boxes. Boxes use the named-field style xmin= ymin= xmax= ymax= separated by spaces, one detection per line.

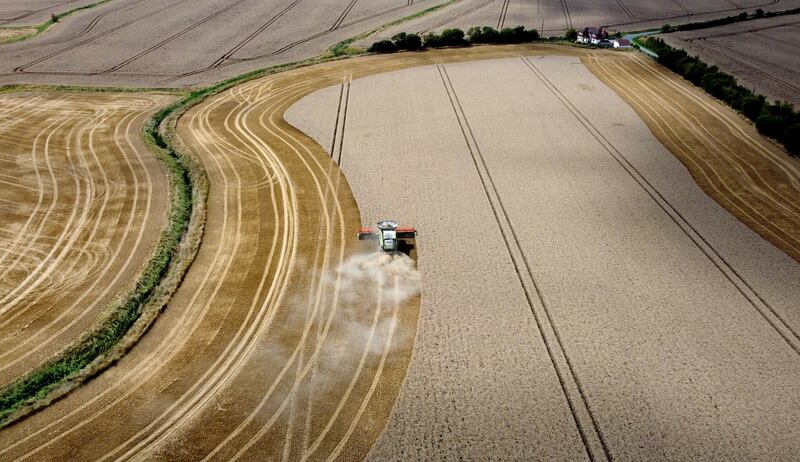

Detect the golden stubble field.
xmin=0 ymin=91 xmax=172 ymax=387
xmin=2 ymin=44 xmax=800 ymax=460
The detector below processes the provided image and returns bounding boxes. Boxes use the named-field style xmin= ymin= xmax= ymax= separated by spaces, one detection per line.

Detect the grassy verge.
xmin=0 ymin=90 xmax=207 ymax=428
xmin=0 ymin=83 xmax=185 ymax=95
xmin=0 ymin=52 xmax=359 ymax=427
xmin=0 ymin=0 xmax=115 ymax=44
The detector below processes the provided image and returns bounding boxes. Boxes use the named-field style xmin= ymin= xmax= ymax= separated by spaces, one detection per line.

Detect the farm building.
xmin=612 ymin=38 xmax=632 ymax=48
xmin=577 ymin=27 xmax=608 ymax=45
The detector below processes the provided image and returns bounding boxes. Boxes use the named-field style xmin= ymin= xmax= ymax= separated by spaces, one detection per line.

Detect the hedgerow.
xmin=641 ymin=36 xmax=799 ymax=155
xmin=0 ymin=99 xmax=197 ymax=427
xmin=368 ymin=25 xmax=541 ymax=53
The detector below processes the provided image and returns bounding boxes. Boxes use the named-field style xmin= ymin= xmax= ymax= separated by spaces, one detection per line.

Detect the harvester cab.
xmin=357 ymin=220 xmax=416 ymax=253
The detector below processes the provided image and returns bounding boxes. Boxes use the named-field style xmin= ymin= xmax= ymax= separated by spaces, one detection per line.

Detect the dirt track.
xmin=0 ymin=90 xmax=171 ymax=387
xmin=662 ymin=14 xmax=800 ymax=107
xmin=2 ymin=45 xmax=800 ymax=460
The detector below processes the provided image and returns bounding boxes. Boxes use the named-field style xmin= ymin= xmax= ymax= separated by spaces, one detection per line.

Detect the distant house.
xmin=612 ymin=38 xmax=632 ymax=48
xmin=576 ymin=27 xmax=608 ymax=45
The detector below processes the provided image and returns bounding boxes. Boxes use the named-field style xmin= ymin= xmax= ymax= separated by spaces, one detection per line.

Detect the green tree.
xmin=565 ymin=27 xmax=577 ymax=41
xmin=742 ymin=96 xmax=765 ymax=122
xmin=392 ymin=32 xmax=422 ymax=51
xmin=368 ymin=40 xmax=398 ymax=53
xmin=756 ymin=113 xmax=789 ymax=140
xmin=423 ymin=32 xmax=442 ymax=48
xmin=783 ymin=123 xmax=800 ymax=155
xmin=440 ymin=28 xmax=468 ymax=47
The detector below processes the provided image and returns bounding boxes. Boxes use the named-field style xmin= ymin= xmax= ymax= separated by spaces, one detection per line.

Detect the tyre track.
xmin=13 ymin=45 xmax=766 ymax=460
xmin=623 ymin=53 xmax=800 ymax=192
xmin=613 ymin=54 xmax=800 ymax=237
xmin=0 ymin=104 xmax=162 ymax=380
xmin=497 ymin=0 xmax=510 ymax=29
xmin=163 ymin=3 xmax=412 ymax=82
xmin=559 ymin=0 xmax=572 ymax=29
xmin=195 ymin=72 xmax=365 ymax=460
xmin=2 ymin=87 xmax=279 ymax=461
xmin=331 ymin=0 xmax=360 ymax=30
xmin=65 ymin=0 xmax=154 ymax=41
xmin=685 ymin=37 xmax=800 ymax=93
xmin=560 ymin=55 xmax=800 ymax=354
xmin=112 ymin=85 xmax=310 ymax=462
xmin=135 ymin=68 xmax=376 ymax=461
xmin=13 ymin=0 xmax=193 ymax=73
xmin=0 ymin=93 xmax=171 ymax=388
xmin=613 ymin=0 xmax=636 ymax=21
xmin=584 ymin=56 xmax=800 ymax=228
xmin=208 ymin=0 xmax=305 ymax=69
xmin=1 ymin=56 xmax=418 ymax=457
xmin=0 ymin=112 xmax=78 ymax=291
xmin=336 ymin=78 xmax=350 ymax=166
xmin=418 ymin=0 xmax=498 ymax=35
xmin=104 ymin=0 xmax=250 ymax=73
xmin=438 ymin=62 xmax=607 ymax=462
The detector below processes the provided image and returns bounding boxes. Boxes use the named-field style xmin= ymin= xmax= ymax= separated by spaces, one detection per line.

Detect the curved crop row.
xmin=0 ymin=91 xmax=208 ymax=428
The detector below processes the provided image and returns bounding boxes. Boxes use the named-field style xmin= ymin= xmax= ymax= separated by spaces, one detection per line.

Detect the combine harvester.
xmin=358 ymin=220 xmax=416 ymax=253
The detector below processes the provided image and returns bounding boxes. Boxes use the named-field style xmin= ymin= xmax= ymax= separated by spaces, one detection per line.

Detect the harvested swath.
xmin=2 ymin=0 xmax=799 ymax=87
xmin=3 ymin=44 xmax=800 ymax=461
xmin=289 ymin=54 xmax=800 ymax=460
xmin=0 ymin=91 xmax=171 ymax=389
xmin=0 ymin=0 xmax=101 ymax=27
xmin=0 ymin=44 xmax=576 ymax=462
xmin=0 ymin=0 xmax=445 ymax=87
xmin=366 ymin=0 xmax=800 ymax=40
xmin=662 ymin=14 xmax=800 ymax=107
xmin=0 ymin=0 xmax=115 ymax=44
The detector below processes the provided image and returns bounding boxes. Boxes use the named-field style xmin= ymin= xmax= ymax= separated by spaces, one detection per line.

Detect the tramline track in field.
xmin=437 ymin=61 xmax=609 ymax=462
xmin=580 ymin=55 xmax=800 ymax=352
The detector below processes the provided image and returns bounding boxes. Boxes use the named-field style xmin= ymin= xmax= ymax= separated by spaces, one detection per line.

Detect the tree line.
xmin=642 ymin=36 xmax=799 ymax=155
xmin=368 ymin=26 xmax=541 ymax=54
xmin=660 ymin=7 xmax=800 ymax=33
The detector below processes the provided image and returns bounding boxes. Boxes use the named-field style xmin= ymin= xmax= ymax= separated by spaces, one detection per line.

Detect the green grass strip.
xmin=0 ymin=0 xmax=556 ymax=426
xmin=0 ymin=53 xmax=347 ymax=428
xmin=0 ymin=0 xmax=115 ymax=44
xmin=0 ymin=92 xmax=196 ymax=427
